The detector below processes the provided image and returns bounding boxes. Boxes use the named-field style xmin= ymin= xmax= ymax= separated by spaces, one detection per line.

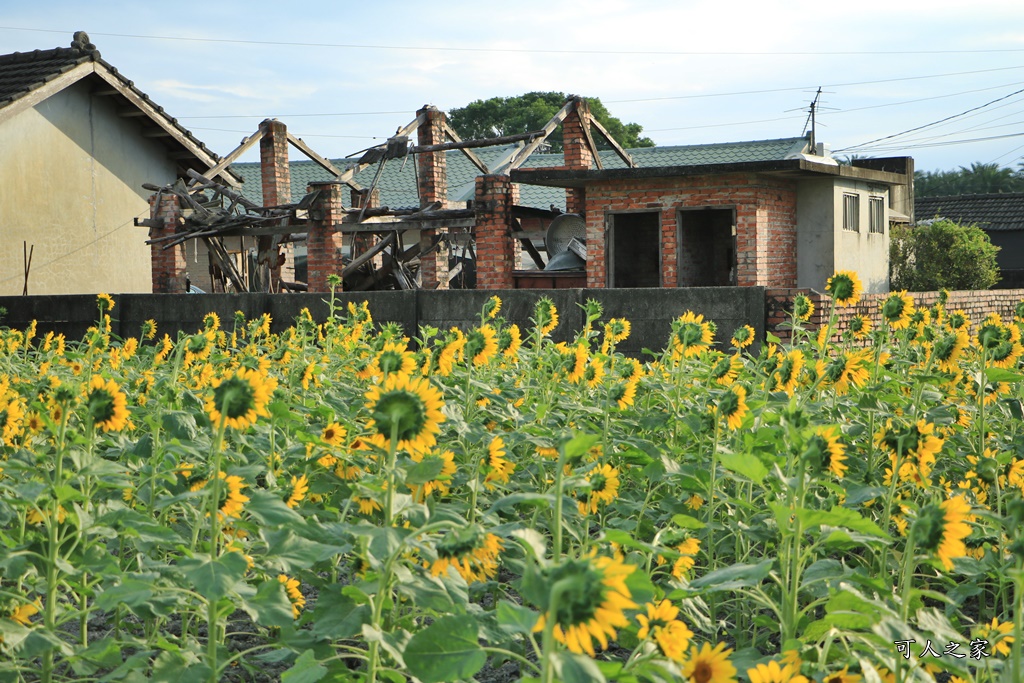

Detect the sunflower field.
xmin=1 ymin=273 xmax=1023 ymax=683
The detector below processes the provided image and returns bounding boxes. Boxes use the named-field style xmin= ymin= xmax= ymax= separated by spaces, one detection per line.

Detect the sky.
xmin=4 ymin=1 xmax=1024 ymax=172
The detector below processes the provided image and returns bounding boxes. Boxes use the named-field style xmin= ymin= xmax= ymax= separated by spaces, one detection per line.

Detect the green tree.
xmin=447 ymin=92 xmax=654 ymax=152
xmin=914 ymin=162 xmax=1024 ymax=197
xmin=889 ymin=218 xmax=1000 ymax=291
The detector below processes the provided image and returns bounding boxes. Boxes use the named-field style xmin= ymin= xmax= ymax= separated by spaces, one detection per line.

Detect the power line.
xmin=851 ymin=130 xmax=1024 ymax=153
xmin=6 ymin=25 xmax=1024 ymax=57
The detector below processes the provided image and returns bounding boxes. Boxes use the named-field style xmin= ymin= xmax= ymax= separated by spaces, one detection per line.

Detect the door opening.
xmin=609 ymin=212 xmax=660 ymax=287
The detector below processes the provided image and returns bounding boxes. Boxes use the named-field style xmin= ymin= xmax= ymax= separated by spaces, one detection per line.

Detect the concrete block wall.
xmin=584 ymin=174 xmax=799 ymax=290
xmin=306 ymin=182 xmax=346 ymax=292
xmin=149 ymin=193 xmax=187 ymax=294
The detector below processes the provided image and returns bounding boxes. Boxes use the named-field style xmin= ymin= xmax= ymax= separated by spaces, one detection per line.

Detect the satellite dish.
xmin=545 ymin=214 xmax=586 ymax=259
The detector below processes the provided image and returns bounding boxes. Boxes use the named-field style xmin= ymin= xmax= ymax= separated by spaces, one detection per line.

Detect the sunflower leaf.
xmin=717 ymin=451 xmax=767 ymax=484
xmin=688 ymin=560 xmax=772 ymax=592
xmin=280 ymin=649 xmax=326 ymax=683
xmin=405 ymin=616 xmax=487 ymax=683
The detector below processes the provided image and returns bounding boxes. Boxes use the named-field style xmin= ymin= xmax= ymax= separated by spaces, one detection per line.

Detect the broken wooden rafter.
xmin=512 ymin=217 xmax=546 ymax=269
xmin=503 ymin=99 xmax=578 ymax=172
xmin=189 ymin=129 xmax=261 ymax=190
xmin=286 ymin=133 xmax=361 ymax=191
xmin=411 ymin=130 xmax=543 ymax=154
xmin=186 ymin=169 xmax=260 ymax=212
xmin=343 ymin=232 xmax=396 ymax=279
xmin=443 ymin=121 xmax=489 ymax=174
xmin=580 ymin=109 xmax=605 ymax=171
xmin=589 ymin=116 xmax=636 ymax=168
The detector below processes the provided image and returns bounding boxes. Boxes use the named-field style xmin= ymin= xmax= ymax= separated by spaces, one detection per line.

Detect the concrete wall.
xmin=0 ymin=287 xmax=766 ymax=357
xmin=0 ymin=79 xmax=177 ymax=295
xmin=795 ymin=178 xmax=835 ymax=291
xmin=832 ymin=179 xmax=890 ymax=294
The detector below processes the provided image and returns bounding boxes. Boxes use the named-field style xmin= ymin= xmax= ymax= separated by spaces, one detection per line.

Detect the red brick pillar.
xmin=259 ymin=119 xmax=290 ymax=290
xmin=149 ymin=193 xmax=187 ymax=293
xmin=416 ymin=106 xmax=449 ymax=290
xmin=306 ymin=182 xmax=345 ymax=292
xmin=474 ymin=175 xmax=513 ymax=290
xmin=562 ymin=99 xmax=593 ymax=216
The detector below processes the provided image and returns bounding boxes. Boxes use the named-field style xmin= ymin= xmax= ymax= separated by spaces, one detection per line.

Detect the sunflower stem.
xmin=205 ymin=414 xmax=228 ymax=683
xmin=552 ymin=444 xmax=566 ymax=564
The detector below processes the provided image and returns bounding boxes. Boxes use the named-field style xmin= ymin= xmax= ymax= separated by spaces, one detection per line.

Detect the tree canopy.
xmin=889 ymin=218 xmax=1000 ymax=291
xmin=914 ymin=162 xmax=1024 ymax=197
xmin=447 ymin=92 xmax=654 ymax=153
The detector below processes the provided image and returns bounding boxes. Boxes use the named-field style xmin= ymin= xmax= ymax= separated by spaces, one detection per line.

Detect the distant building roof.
xmin=0 ymin=31 xmax=238 ymax=184
xmin=230 ymin=136 xmax=811 ymax=210
xmin=916 ymin=193 xmax=1024 ymax=232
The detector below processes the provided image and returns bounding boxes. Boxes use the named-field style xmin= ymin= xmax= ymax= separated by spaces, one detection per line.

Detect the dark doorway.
xmin=609 ymin=212 xmax=661 ymax=287
xmin=678 ymin=208 xmax=736 ymax=286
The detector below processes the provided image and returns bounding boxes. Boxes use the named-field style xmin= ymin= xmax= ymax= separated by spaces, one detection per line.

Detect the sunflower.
xmin=973 ymin=617 xmax=1014 ymax=656
xmin=483 ymin=436 xmax=515 ymax=490
xmin=96 ymin=292 xmax=115 ymax=312
xmin=672 ymin=311 xmax=715 ymax=359
xmin=930 ymin=329 xmax=969 ymax=372
xmin=604 ymin=318 xmax=632 ymax=346
xmin=714 ymin=385 xmax=748 ymax=431
xmin=578 ymin=463 xmax=620 ymax=515
xmin=582 ymin=356 xmax=605 ymax=389
xmin=877 ymin=290 xmax=914 ymax=330
xmin=437 ymin=330 xmax=467 ymax=376
xmin=483 ymin=295 xmax=502 ymax=320
xmin=730 ymin=325 xmax=756 ymax=349
xmin=848 ymin=314 xmax=872 ymax=339
xmin=465 ymin=325 xmax=499 ymax=367
xmin=616 ymin=356 xmax=644 ymax=382
xmin=535 ymin=297 xmax=560 ymax=336
xmin=914 ymin=494 xmax=971 ymax=570
xmin=532 ymin=553 xmax=637 ymax=657
xmin=671 ymin=537 xmax=701 ymax=580
xmin=278 ymin=574 xmax=305 ymax=619
xmin=989 ymin=337 xmax=1024 ymax=369
xmin=825 ymin=271 xmax=862 ymax=307
xmin=772 ymin=350 xmax=805 ymax=396
xmin=153 ymin=334 xmax=174 ymax=364
xmin=205 ymin=367 xmax=273 ymax=430
xmin=499 ymin=324 xmax=522 ymax=359
xmin=0 ymin=398 xmax=25 ymax=446
xmin=747 ymin=660 xmax=809 ymax=683
xmin=8 ymin=600 xmax=41 ymax=626
xmin=823 ymin=350 xmax=870 ymax=395
xmin=374 ymin=340 xmax=417 ymax=377
xmin=426 ymin=526 xmax=503 ymax=582
xmin=681 ymin=642 xmax=738 ymax=683
xmin=821 ymin=666 xmax=861 ymax=683
xmin=408 ymin=449 xmax=457 ymax=500
xmin=636 ymin=600 xmax=693 ymax=662
xmin=364 ymin=373 xmax=445 ymax=455
xmin=710 ymin=353 xmax=742 ymax=386
xmin=85 ymin=375 xmax=130 ymax=432
xmin=215 ymin=472 xmax=249 ymax=520
xmin=285 ymin=474 xmax=309 ymax=509
xmin=609 ymin=380 xmax=638 ymax=410
xmin=203 ymin=312 xmax=221 ymax=331
xmin=792 ymin=295 xmax=814 ymax=323
xmin=802 ymin=426 xmax=847 ymax=479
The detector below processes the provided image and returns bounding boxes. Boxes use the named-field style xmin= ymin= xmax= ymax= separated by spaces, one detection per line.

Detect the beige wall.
xmin=832 ymin=179 xmax=890 ymax=295
xmin=0 ymin=79 xmax=177 ymax=295
xmin=796 ymin=178 xmax=836 ymax=291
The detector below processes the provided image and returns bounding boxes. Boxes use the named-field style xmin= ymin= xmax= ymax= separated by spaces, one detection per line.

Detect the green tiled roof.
xmin=229 ymin=136 xmax=808 ymax=211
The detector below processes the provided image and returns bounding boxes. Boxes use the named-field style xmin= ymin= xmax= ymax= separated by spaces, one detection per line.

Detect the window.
xmin=869 ymin=196 xmax=885 ymax=234
xmin=843 ymin=193 xmax=860 ymax=232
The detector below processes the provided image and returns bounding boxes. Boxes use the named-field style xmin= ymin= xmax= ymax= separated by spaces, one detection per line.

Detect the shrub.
xmin=890 ymin=218 xmax=1000 ymax=291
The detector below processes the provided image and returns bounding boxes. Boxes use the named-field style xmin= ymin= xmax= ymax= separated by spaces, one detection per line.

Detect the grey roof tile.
xmin=915 ymin=193 xmax=1024 ymax=232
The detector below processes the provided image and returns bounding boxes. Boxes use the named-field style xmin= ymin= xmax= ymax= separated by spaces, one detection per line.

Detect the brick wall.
xmin=584 ymin=174 xmax=798 ymax=289
xmin=416 ymin=106 xmax=449 ymax=290
xmin=149 ymin=193 xmax=186 ymax=293
xmin=562 ymin=100 xmax=592 ymax=216
xmin=259 ymin=119 xmax=291 ymax=289
xmin=766 ymin=287 xmax=1024 ymax=344
xmin=306 ymin=182 xmax=345 ymax=292
xmin=474 ymin=175 xmax=514 ymax=290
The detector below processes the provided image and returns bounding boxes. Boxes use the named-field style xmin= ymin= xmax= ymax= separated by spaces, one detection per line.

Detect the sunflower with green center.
xmin=747 ymin=660 xmax=809 ymax=683
xmin=437 ymin=329 xmax=466 ymax=376
xmin=930 ymin=329 xmax=969 ymax=373
xmin=714 ymin=385 xmax=749 ymax=431
xmin=976 ymin=312 xmax=1010 ymax=350
xmin=429 ymin=526 xmax=503 ymax=583
xmin=483 ymin=436 xmax=515 ymax=490
xmin=802 ymin=425 xmax=847 ymax=479
xmin=278 ymin=574 xmax=305 ymax=618
xmin=0 ymin=398 xmax=25 ymax=446
xmin=408 ymin=449 xmax=457 ymax=500
xmin=973 ymin=617 xmax=1014 ymax=656
xmin=183 ymin=330 xmax=216 ymax=367
xmin=825 ymin=270 xmax=862 ymax=307
xmin=535 ymin=297 xmax=559 ymax=336
xmin=823 ymin=350 xmax=871 ymax=395
xmin=466 ymin=325 xmax=499 ymax=367
xmin=285 ymin=474 xmax=309 ymax=509
xmin=205 ymin=367 xmax=273 ymax=430
xmin=532 ymin=553 xmax=637 ymax=657
xmin=202 ymin=312 xmax=221 ymax=331
xmin=709 ymin=353 xmax=742 ymax=386
xmin=848 ymin=314 xmax=872 ymax=339
xmin=578 ymin=463 xmax=620 ymax=515
xmin=682 ymin=642 xmax=737 ymax=683
xmin=636 ymin=600 xmax=693 ymax=662
xmin=214 ymin=472 xmax=249 ymax=520
xmin=499 ymin=324 xmax=522 ymax=359
xmin=772 ymin=349 xmax=805 ymax=396
xmin=877 ymin=419 xmax=943 ymax=488
xmin=609 ymin=380 xmax=638 ymax=410
xmin=730 ymin=325 xmax=756 ymax=350
xmin=604 ymin=318 xmax=631 ymax=346
xmin=96 ymin=292 xmax=115 ymax=312
xmin=671 ymin=311 xmax=714 ymax=359
xmin=913 ymin=494 xmax=971 ymax=570
xmin=582 ymin=356 xmax=605 ymax=389
xmin=364 ymin=373 xmax=445 ymax=455
xmin=565 ymin=344 xmax=589 ymax=384
xmin=374 ymin=340 xmax=417 ymax=377
xmin=483 ymin=295 xmax=502 ymax=320
xmin=792 ymin=294 xmax=814 ymax=322
xmin=85 ymin=375 xmax=130 ymax=432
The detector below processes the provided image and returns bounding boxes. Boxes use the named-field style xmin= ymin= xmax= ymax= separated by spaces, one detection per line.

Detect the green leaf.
xmin=563 ymin=433 xmax=601 ymax=461
xmin=263 ymin=528 xmax=347 ymax=571
xmin=795 ymin=506 xmax=890 ymax=540
xmin=488 ymin=493 xmax=557 ymax=515
xmin=670 ymin=514 xmax=706 ymax=530
xmin=717 ymin=451 xmax=767 ymax=483
xmin=766 ymin=332 xmax=782 ymax=344
xmin=496 ymin=600 xmax=539 ymax=635
xmin=689 ymin=560 xmax=772 ymax=591
xmin=247 ymin=490 xmax=304 ymax=526
xmin=180 ymin=552 xmax=248 ymax=602
xmin=985 ymin=367 xmax=1023 ymax=383
xmin=281 ymin=650 xmax=326 ymax=683
xmin=554 ymin=652 xmax=606 ymax=683
xmin=404 ymin=616 xmax=486 ymax=683
xmin=95 ymin=579 xmax=154 ymax=611
xmin=311 ymin=587 xmax=371 ymax=640
xmin=405 ymin=457 xmax=446 ymax=485
xmin=161 ymin=411 xmax=198 ymax=441
xmin=240 ymin=579 xmax=296 ymax=629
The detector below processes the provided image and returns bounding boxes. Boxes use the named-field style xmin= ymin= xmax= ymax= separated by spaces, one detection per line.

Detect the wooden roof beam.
xmin=443 ymin=121 xmax=489 ymax=174
xmin=502 ymin=98 xmax=577 ymax=172
xmin=590 ymin=116 xmax=636 ymax=168
xmin=286 ymin=132 xmax=361 ymax=191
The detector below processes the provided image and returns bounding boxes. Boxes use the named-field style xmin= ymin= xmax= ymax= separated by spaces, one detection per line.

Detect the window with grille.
xmin=843 ymin=193 xmax=860 ymax=232
xmin=869 ymin=196 xmax=885 ymax=234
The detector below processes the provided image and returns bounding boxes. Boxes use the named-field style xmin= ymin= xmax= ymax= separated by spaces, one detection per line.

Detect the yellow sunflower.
xmin=408 ymin=449 xmax=457 ymax=500
xmin=825 ymin=271 xmax=862 ymax=307
xmin=930 ymin=329 xmax=969 ymax=373
xmin=747 ymin=660 xmax=809 ymax=683
xmin=364 ymin=373 xmax=445 ymax=455
xmin=285 ymin=474 xmax=309 ymax=509
xmin=8 ymin=600 xmax=41 ymax=626
xmin=578 ymin=463 xmax=620 ymax=515
xmin=375 ymin=341 xmax=418 ymax=377
xmin=499 ymin=324 xmax=522 ymax=359
xmin=913 ymin=494 xmax=972 ymax=571
xmin=532 ymin=553 xmax=637 ymax=657
xmin=822 ymin=665 xmax=862 ymax=683
xmin=535 ymin=297 xmax=559 ymax=336
xmin=973 ymin=617 xmax=1014 ymax=656
xmin=96 ymin=292 xmax=115 ymax=312
xmin=848 ymin=314 xmax=872 ymax=339
xmin=85 ymin=375 xmax=130 ymax=432
xmin=636 ymin=600 xmax=693 ymax=662
xmin=681 ymin=641 xmax=738 ymax=683
xmin=792 ymin=294 xmax=814 ymax=322
xmin=278 ymin=574 xmax=305 ymax=619
xmin=730 ymin=325 xmax=756 ymax=349
xmin=205 ymin=367 xmax=273 ymax=430
xmin=203 ymin=312 xmax=221 ymax=331
xmin=823 ymin=350 xmax=871 ymax=395
xmin=483 ymin=436 xmax=515 ymax=490
xmin=484 ymin=295 xmax=502 ymax=320
xmin=709 ymin=353 xmax=742 ymax=386
xmin=466 ymin=325 xmax=499 ymax=367
xmin=215 ymin=472 xmax=249 ymax=520
xmin=609 ymin=380 xmax=638 ymax=410
xmin=429 ymin=526 xmax=503 ymax=583
xmin=714 ymin=385 xmax=748 ymax=431
xmin=671 ymin=537 xmax=701 ymax=580
xmin=672 ymin=311 xmax=715 ymax=359
xmin=567 ymin=344 xmax=589 ymax=384
xmin=582 ymin=356 xmax=605 ymax=389
xmin=802 ymin=425 xmax=847 ymax=479
xmin=772 ymin=350 xmax=805 ymax=396
xmin=604 ymin=318 xmax=632 ymax=346
xmin=0 ymin=398 xmax=25 ymax=446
